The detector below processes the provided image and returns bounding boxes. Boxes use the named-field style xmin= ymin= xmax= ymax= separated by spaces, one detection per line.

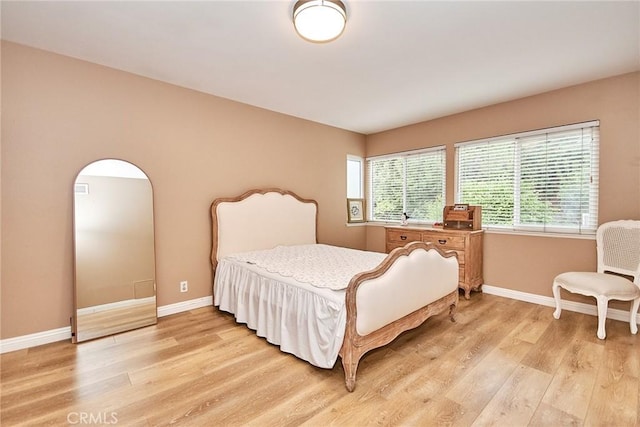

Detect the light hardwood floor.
xmin=1 ymin=292 xmax=639 ymax=426
xmin=76 ymin=300 xmax=157 ymax=342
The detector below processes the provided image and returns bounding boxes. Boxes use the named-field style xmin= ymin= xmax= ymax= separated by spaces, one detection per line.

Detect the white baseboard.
xmin=2 ymin=287 xmax=636 ymax=354
xmin=0 ymin=296 xmax=214 ymax=354
xmin=77 ymin=296 xmax=157 ymax=316
xmin=482 ymin=284 xmax=639 ymax=325
xmin=0 ymin=326 xmax=73 ymax=355
xmin=156 ymin=296 xmax=213 ymax=318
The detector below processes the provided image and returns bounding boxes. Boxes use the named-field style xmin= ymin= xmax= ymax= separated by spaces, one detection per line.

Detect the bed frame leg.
xmin=449 ymin=302 xmax=457 ymax=322
xmin=341 ymin=355 xmax=359 ymax=392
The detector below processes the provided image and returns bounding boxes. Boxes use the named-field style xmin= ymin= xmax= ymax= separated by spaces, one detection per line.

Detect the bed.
xmin=211 ymin=188 xmax=459 ymax=391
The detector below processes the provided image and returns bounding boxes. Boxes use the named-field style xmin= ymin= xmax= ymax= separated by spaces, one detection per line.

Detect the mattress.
xmin=213 ymin=244 xmax=386 ymax=368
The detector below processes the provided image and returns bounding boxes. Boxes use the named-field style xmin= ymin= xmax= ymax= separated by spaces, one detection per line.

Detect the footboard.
xmin=339 ymin=241 xmax=459 ymax=392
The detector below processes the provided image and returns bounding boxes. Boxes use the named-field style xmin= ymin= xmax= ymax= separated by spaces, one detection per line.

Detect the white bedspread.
xmin=214 ymin=244 xmax=386 ymax=368
xmin=227 ymin=244 xmax=386 ymax=290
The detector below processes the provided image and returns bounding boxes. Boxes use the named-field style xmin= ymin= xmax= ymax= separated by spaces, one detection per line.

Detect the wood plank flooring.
xmin=1 ymin=292 xmax=639 ymax=426
xmin=76 ymin=300 xmax=157 ymax=342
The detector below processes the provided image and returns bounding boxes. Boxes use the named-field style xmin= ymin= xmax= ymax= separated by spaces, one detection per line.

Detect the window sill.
xmin=355 ymin=221 xmax=596 ymax=239
xmin=484 ymin=228 xmax=596 ymax=240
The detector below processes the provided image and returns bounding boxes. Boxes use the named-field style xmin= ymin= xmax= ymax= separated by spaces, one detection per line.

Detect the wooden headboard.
xmin=210 ymin=188 xmax=318 ymax=269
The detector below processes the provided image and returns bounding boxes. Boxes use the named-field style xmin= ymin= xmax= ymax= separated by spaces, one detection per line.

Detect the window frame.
xmin=454 ymin=120 xmax=600 ymax=236
xmin=347 ymin=155 xmax=364 ymax=199
xmin=366 ymin=146 xmax=446 ymax=225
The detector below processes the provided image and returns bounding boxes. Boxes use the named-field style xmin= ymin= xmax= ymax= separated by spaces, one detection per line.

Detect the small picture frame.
xmin=347 ymin=198 xmax=365 ymax=223
xmin=453 ymin=203 xmax=469 ymax=211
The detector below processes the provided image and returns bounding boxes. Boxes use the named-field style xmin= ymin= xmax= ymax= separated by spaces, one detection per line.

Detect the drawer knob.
xmin=400 ymin=235 xmax=407 ymax=241
xmin=438 ymin=239 xmax=447 ymax=244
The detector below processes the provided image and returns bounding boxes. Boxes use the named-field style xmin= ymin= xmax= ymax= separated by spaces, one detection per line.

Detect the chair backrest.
xmin=596 ymin=220 xmax=640 ymax=284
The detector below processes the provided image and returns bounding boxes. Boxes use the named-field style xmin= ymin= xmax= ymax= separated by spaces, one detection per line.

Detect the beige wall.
xmin=1 ymin=42 xmax=367 ymax=339
xmin=366 ymin=72 xmax=640 ymax=305
xmin=2 ymin=40 xmax=638 ymax=341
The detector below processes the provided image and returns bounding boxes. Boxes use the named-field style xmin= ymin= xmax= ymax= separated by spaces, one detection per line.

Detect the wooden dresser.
xmin=385 ymin=226 xmax=484 ymax=299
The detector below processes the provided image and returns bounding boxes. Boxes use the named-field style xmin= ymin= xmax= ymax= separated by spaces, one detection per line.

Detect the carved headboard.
xmin=210 ymin=188 xmax=318 ymax=269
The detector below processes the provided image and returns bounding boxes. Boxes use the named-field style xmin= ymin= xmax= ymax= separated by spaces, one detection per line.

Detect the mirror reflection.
xmin=73 ymin=159 xmax=157 ymax=342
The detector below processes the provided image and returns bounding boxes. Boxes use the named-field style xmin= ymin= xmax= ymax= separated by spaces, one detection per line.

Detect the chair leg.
xmin=595 ymin=296 xmax=608 ymax=340
xmin=552 ymin=281 xmax=562 ymax=319
xmin=630 ymin=297 xmax=639 ymax=335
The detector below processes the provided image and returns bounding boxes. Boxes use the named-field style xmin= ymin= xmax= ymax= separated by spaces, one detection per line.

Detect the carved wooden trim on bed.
xmin=339 ymin=241 xmax=459 ymax=392
xmin=210 ymin=188 xmax=318 ymax=271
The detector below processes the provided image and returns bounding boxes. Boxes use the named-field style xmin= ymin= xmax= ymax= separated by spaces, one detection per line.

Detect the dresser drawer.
xmin=386 ymin=242 xmax=409 ymax=252
xmin=421 ymin=233 xmax=465 ymax=250
xmin=448 ymin=249 xmax=465 ymax=265
xmin=386 ymin=229 xmax=422 ymax=244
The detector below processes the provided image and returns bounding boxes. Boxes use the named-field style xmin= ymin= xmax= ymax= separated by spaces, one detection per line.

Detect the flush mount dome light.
xmin=293 ymin=0 xmax=347 ymax=43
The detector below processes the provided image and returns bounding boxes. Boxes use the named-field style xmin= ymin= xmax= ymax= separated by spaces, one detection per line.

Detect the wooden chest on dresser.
xmin=385 ymin=226 xmax=484 ymax=299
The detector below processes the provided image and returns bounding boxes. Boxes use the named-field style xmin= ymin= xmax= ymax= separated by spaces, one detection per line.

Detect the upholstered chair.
xmin=552 ymin=220 xmax=640 ymax=339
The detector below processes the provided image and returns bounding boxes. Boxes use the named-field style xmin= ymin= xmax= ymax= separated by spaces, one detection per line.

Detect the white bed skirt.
xmin=214 ymin=258 xmax=347 ymax=368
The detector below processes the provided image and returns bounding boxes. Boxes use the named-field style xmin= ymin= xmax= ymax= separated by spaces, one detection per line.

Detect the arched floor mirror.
xmin=73 ymin=159 xmax=157 ymax=343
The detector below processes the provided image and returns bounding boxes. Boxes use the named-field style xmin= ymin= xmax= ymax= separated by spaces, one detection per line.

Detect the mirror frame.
xmin=72 ymin=159 xmax=157 ymax=343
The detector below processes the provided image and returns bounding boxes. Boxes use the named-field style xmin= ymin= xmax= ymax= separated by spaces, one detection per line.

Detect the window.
xmin=455 ymin=121 xmax=599 ymax=235
xmin=347 ymin=155 xmax=363 ymax=198
xmin=367 ymin=147 xmax=446 ymax=223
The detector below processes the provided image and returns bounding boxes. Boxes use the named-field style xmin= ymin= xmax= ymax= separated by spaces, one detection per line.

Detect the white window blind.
xmin=455 ymin=121 xmax=599 ymax=235
xmin=367 ymin=147 xmax=446 ymax=223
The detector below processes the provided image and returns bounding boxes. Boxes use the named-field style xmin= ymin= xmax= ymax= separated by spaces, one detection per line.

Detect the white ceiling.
xmin=2 ymin=1 xmax=639 ymax=134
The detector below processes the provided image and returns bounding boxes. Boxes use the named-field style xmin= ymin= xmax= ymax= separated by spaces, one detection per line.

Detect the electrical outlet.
xmin=180 ymin=281 xmax=188 ymax=293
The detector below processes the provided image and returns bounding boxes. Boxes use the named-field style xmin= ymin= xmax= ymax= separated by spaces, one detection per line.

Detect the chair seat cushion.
xmin=554 ymin=272 xmax=640 ymax=300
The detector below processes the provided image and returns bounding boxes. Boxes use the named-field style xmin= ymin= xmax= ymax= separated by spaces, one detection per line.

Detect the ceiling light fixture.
xmin=293 ymin=0 xmax=347 ymax=43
